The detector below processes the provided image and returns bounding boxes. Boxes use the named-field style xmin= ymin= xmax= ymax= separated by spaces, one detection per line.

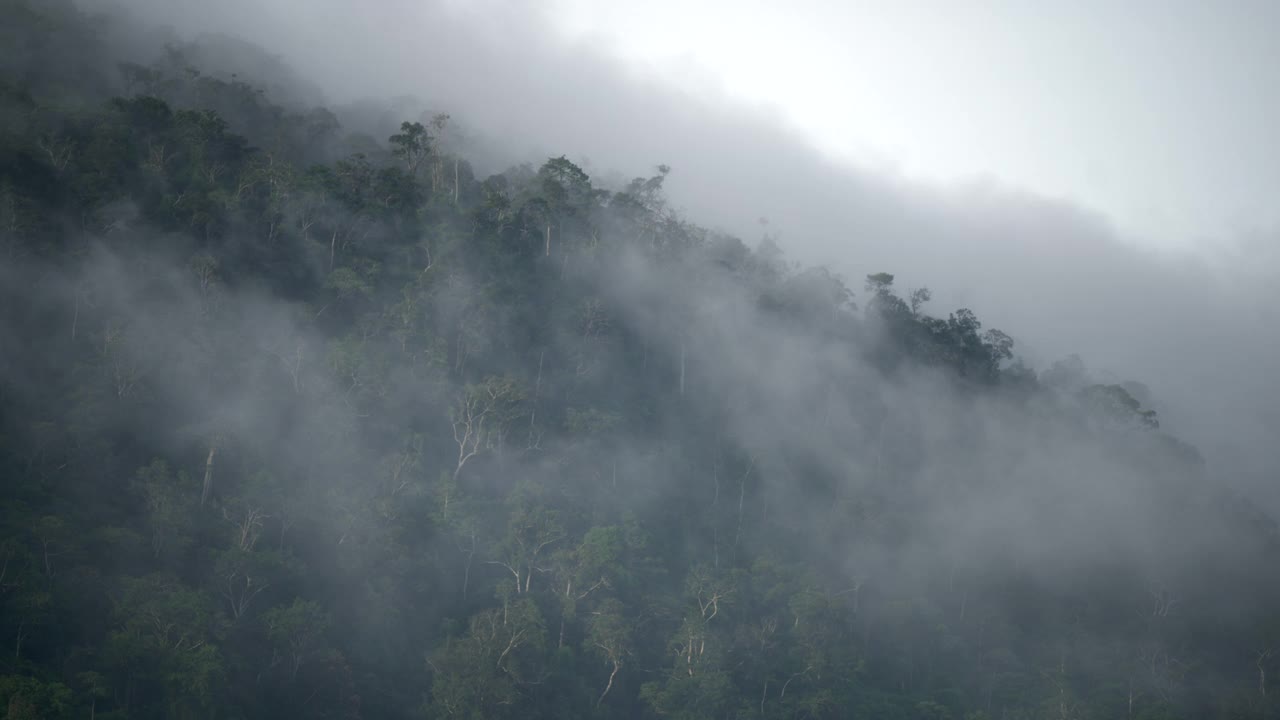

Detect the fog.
xmin=3 ymin=1 xmax=1278 ymax=717
xmin=91 ymin=0 xmax=1280 ymax=500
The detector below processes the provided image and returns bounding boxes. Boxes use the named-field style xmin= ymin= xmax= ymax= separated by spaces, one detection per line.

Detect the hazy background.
xmin=86 ymin=0 xmax=1280 ymax=500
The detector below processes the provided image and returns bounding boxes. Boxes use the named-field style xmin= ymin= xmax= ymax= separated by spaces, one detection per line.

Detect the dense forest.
xmin=2 ymin=2 xmax=1279 ymax=718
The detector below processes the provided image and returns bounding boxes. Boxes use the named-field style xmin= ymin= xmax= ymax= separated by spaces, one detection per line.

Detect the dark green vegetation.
xmin=2 ymin=2 xmax=1279 ymax=719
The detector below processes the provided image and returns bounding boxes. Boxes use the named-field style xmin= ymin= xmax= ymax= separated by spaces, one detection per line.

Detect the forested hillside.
xmin=2 ymin=2 xmax=1278 ymax=719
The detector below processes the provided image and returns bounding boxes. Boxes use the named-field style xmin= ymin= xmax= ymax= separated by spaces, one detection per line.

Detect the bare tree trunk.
xmin=528 ymin=349 xmax=545 ymax=448
xmin=545 ymin=225 xmax=551 ymax=256
xmin=735 ymin=470 xmax=745 ymax=551
xmin=201 ymin=440 xmax=219 ymax=506
xmin=733 ymin=459 xmax=754 ymax=558
xmin=461 ymin=554 xmax=472 ymax=599
xmin=461 ymin=533 xmax=476 ymax=600
xmin=1258 ymin=649 xmax=1272 ymax=695
xmin=597 ymin=658 xmax=620 ymax=706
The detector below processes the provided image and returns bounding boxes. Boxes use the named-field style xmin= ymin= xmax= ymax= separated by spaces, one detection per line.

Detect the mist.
xmin=90 ymin=0 xmax=1280 ymax=501
xmin=2 ymin=1 xmax=1278 ymax=718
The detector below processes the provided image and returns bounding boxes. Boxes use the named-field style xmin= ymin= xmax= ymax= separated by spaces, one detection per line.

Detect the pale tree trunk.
xmin=14 ymin=621 xmax=25 ymax=658
xmin=459 ymin=531 xmax=477 ymax=600
xmin=712 ymin=453 xmax=720 ymax=508
xmin=780 ymin=667 xmax=810 ymax=700
xmin=733 ymin=458 xmax=755 ymax=561
xmin=527 ymin=350 xmax=545 ymax=450
xmin=72 ymin=290 xmax=81 ymax=341
xmin=597 ymin=656 xmax=620 ymax=707
xmin=836 ymin=577 xmax=866 ymax=613
xmin=288 ymin=342 xmax=303 ymax=393
xmin=201 ymin=439 xmax=219 ymax=506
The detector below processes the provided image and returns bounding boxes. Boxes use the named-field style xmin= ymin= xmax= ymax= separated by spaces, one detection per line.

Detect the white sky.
xmin=540 ymin=0 xmax=1280 ymax=251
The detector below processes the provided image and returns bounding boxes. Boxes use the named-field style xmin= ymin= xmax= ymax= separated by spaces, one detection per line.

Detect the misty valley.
xmin=2 ymin=2 xmax=1279 ymax=719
